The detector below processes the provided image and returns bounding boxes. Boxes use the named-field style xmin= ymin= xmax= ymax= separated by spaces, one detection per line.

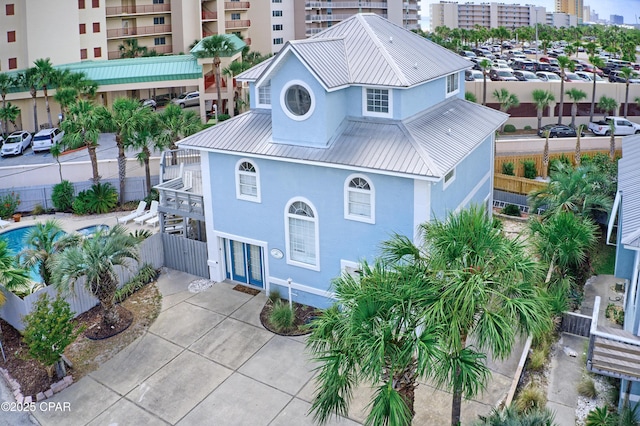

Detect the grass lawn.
xmin=591 ymin=236 xmax=616 ymax=275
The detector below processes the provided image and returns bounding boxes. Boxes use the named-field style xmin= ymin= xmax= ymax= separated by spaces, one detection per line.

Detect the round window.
xmin=284 ymin=84 xmax=312 ymax=117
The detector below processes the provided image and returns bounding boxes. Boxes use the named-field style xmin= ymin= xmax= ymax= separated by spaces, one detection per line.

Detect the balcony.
xmin=106 ymin=3 xmax=171 ymax=16
xmin=107 ymin=24 xmax=172 ymax=39
xmin=305 ymin=2 xmax=388 ymax=9
xmin=224 ymin=1 xmax=250 ymax=10
xmin=202 ymin=10 xmax=218 ymax=20
xmin=155 ymin=149 xmax=204 ymax=222
xmin=225 ymin=19 xmax=250 ymax=28
xmin=305 ymin=13 xmax=368 ymax=22
xmin=107 ymin=44 xmax=172 ymax=60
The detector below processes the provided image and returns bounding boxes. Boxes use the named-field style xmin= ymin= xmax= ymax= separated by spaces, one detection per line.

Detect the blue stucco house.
xmin=178 ymin=14 xmax=508 ymax=307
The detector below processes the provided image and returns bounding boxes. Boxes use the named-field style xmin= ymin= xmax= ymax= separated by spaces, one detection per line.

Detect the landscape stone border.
xmin=0 ymin=367 xmax=72 ymax=404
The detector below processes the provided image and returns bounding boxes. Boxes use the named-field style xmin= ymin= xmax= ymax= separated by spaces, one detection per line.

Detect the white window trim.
xmin=280 ymin=80 xmax=315 ymax=121
xmin=340 ymin=259 xmax=362 ymax=280
xmin=256 ymin=82 xmax=271 ymax=109
xmin=344 ymin=173 xmax=375 ymax=224
xmin=362 ymin=87 xmax=393 ymax=118
xmin=443 ymin=167 xmax=456 ymax=190
xmin=284 ymin=197 xmax=320 ymax=271
xmin=235 ymin=158 xmax=261 ymax=202
xmin=445 ymin=72 xmax=460 ymax=98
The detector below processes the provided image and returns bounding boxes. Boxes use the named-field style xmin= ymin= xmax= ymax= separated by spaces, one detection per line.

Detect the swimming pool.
xmin=76 ymin=224 xmax=110 ymax=237
xmin=0 ymin=226 xmax=40 ymax=282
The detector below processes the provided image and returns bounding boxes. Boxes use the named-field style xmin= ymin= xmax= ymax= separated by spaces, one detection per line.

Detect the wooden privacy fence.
xmin=161 ymin=233 xmax=209 ymax=278
xmin=494 ymin=174 xmax=546 ymax=195
xmin=561 ymin=312 xmax=593 ymax=337
xmin=0 ymin=233 xmax=164 ymax=331
xmin=495 ymin=150 xmax=620 ymax=178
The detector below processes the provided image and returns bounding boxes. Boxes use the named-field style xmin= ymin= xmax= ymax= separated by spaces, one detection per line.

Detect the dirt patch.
xmin=260 ymin=299 xmax=322 ymax=336
xmin=0 ymin=283 xmax=162 ymax=397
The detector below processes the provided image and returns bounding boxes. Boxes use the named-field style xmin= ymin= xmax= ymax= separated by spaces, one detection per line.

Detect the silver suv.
xmin=172 ymin=91 xmax=200 ymax=108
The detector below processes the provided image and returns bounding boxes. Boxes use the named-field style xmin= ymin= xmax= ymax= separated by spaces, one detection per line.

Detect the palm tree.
xmin=18 ymin=220 xmax=81 ymax=285
xmin=465 ymin=92 xmax=477 ymax=103
xmin=532 ymin=89 xmax=555 ymax=130
xmin=0 ymin=103 xmax=20 ymax=133
xmin=99 ymin=98 xmax=154 ymax=204
xmin=33 ymin=58 xmax=57 ymax=128
xmin=54 ymin=70 xmax=98 ymax=121
xmin=493 ymin=88 xmax=519 ymax=131
xmin=529 ymin=162 xmax=613 ymax=220
xmin=0 ymin=73 xmax=15 ymax=136
xmin=16 ymin=68 xmax=39 ymax=132
xmin=588 ymin=56 xmax=605 ymax=122
xmin=575 ymin=124 xmax=584 ymax=166
xmin=51 ymin=225 xmax=139 ymax=329
xmin=157 ymin=104 xmax=202 ymax=151
xmin=193 ymin=35 xmax=235 ymax=115
xmin=381 ymin=205 xmax=551 ymax=426
xmin=60 ymin=99 xmax=102 ymax=182
xmin=618 ymin=67 xmax=638 ymax=118
xmin=0 ymin=240 xmax=30 ymax=294
xmin=222 ymin=61 xmax=251 ymax=116
xmin=478 ymin=59 xmax=492 ymax=106
xmin=118 ymin=39 xmax=148 ymax=58
xmin=565 ymin=88 xmax=587 ymax=128
xmin=597 ymin=96 xmax=618 ymax=119
xmin=542 ymin=129 xmax=550 ymax=179
xmin=474 ymin=404 xmax=557 ymax=425
xmin=556 ymin=56 xmax=573 ymax=124
xmin=307 ymin=261 xmax=443 ymax=426
xmin=608 ymin=119 xmax=617 ymax=160
xmin=126 ymin=120 xmax=168 ymax=196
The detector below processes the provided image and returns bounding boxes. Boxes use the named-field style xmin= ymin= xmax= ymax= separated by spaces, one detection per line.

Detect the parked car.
xmin=588 ymin=116 xmax=640 ymax=136
xmin=538 ymin=124 xmax=584 ymax=138
xmin=575 ymin=71 xmax=605 ymax=83
xmin=562 ymin=72 xmax=585 ymax=83
xmin=0 ymin=131 xmax=32 ymax=156
xmin=459 ymin=50 xmax=477 ymax=59
xmin=32 ymin=127 xmax=64 ymax=153
xmin=513 ymin=70 xmax=541 ymax=82
xmin=141 ymin=99 xmax=157 ymax=110
xmin=465 ymin=69 xmax=484 ymax=81
xmin=171 ymin=91 xmax=200 ymax=108
xmin=489 ymin=69 xmax=517 ymax=81
xmin=608 ymin=69 xmax=640 ymax=84
xmin=536 ymin=71 xmax=562 ymax=82
xmin=511 ymin=59 xmax=536 ymax=72
xmin=581 ymin=64 xmax=604 ymax=76
xmin=539 ymin=57 xmax=560 ymax=67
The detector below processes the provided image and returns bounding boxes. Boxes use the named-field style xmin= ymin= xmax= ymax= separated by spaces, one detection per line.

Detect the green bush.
xmin=524 ymin=125 xmax=532 ymax=130
xmin=115 ymin=264 xmax=158 ymax=303
xmin=51 ymin=180 xmax=75 ymax=212
xmin=501 ymin=161 xmax=515 ymax=176
xmin=528 ymin=348 xmax=547 ymax=372
xmin=605 ymin=303 xmax=624 ymax=325
xmin=130 ymin=229 xmax=153 ymax=242
xmin=503 ymin=124 xmax=516 ymax=132
xmin=585 ymin=406 xmax=615 ymax=426
xmin=577 ymin=377 xmax=597 ymax=398
xmin=514 ymin=384 xmax=546 ymax=414
xmin=521 ymin=159 xmax=537 ymax=179
xmin=144 ymin=189 xmax=159 ymax=205
xmin=500 ymin=204 xmax=521 ymax=217
xmin=269 ymin=300 xmax=295 ymax=333
xmin=0 ymin=191 xmax=20 ymax=219
xmin=32 ymin=204 xmax=46 ymax=215
xmin=84 ymin=182 xmax=118 ymax=214
xmin=72 ymin=190 xmax=91 ymax=215
xmin=268 ymin=288 xmax=281 ymax=304
xmin=465 ymin=91 xmax=477 ymax=103
xmin=217 ymin=114 xmax=231 ymax=122
xmin=22 ymin=294 xmax=83 ymax=379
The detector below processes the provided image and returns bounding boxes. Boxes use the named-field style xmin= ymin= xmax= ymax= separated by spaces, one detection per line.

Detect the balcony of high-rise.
xmin=105 ymin=2 xmax=171 ymax=16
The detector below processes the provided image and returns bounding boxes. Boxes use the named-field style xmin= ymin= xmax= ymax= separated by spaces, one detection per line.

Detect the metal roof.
xmin=53 ymin=55 xmax=202 ymax=86
xmin=236 ymin=57 xmax=274 ymax=81
xmin=178 ymin=98 xmax=507 ymax=179
xmin=619 ymin=135 xmax=640 ymax=247
xmin=239 ymin=14 xmax=472 ymax=89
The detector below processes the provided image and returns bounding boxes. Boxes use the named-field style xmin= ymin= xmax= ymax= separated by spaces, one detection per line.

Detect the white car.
xmin=1 ymin=130 xmax=32 ymax=156
xmin=32 ymin=127 xmax=64 ymax=153
xmin=575 ymin=71 xmax=605 ymax=83
xmin=536 ymin=71 xmax=562 ymax=82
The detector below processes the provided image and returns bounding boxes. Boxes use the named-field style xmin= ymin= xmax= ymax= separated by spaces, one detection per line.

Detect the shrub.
xmin=585 ymin=406 xmax=615 ymax=426
xmin=84 ymin=182 xmax=118 ymax=214
xmin=514 ymin=384 xmax=546 ymax=414
xmin=32 ymin=204 xmax=46 ymax=215
xmin=22 ymin=294 xmax=83 ymax=379
xmin=72 ymin=190 xmax=91 ymax=215
xmin=501 ymin=161 xmax=515 ymax=176
xmin=268 ymin=288 xmax=281 ymax=304
xmin=130 ymin=229 xmax=153 ymax=242
xmin=115 ymin=264 xmax=158 ymax=303
xmin=524 ymin=125 xmax=532 ymax=130
xmin=270 ymin=300 xmax=295 ymax=332
xmin=577 ymin=377 xmax=597 ymax=398
xmin=521 ymin=160 xmax=537 ymax=179
xmin=465 ymin=91 xmax=477 ymax=103
xmin=528 ymin=348 xmax=547 ymax=372
xmin=503 ymin=124 xmax=516 ymax=132
xmin=51 ymin=180 xmax=74 ymax=212
xmin=605 ymin=303 xmax=624 ymax=325
xmin=501 ymin=204 xmax=521 ymax=217
xmin=0 ymin=191 xmax=20 ymax=219
xmin=217 ymin=114 xmax=231 ymax=122
xmin=144 ymin=189 xmax=159 ymax=205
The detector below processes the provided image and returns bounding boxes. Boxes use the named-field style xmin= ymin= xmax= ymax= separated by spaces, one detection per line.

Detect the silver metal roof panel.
xmin=619 ymin=135 xmax=640 ymax=247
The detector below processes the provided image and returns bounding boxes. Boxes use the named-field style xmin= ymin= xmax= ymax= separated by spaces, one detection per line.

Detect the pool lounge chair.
xmin=134 ymin=200 xmax=159 ymax=225
xmin=117 ymin=201 xmax=147 ymax=224
xmin=145 ymin=216 xmax=159 ymax=227
xmin=0 ymin=218 xmax=10 ymax=229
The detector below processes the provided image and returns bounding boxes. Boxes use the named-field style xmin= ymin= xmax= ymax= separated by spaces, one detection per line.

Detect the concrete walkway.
xmin=29 ymin=269 xmax=527 ymax=425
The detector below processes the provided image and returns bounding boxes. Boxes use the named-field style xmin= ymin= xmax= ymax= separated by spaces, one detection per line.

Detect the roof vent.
xmin=389 ymin=36 xmax=393 ymax=43
xmin=413 ymin=63 xmax=418 ymax=69
xmin=447 ymin=128 xmax=452 ymax=136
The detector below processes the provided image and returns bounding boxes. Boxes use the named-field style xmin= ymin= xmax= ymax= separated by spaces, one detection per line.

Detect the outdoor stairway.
xmin=161 ymin=214 xmax=186 ymax=236
xmin=589 ymin=326 xmax=640 ymax=381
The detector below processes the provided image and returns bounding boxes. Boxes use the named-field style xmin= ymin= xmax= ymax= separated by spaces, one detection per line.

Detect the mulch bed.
xmin=232 ymin=284 xmax=261 ymax=296
xmin=260 ymin=299 xmax=322 ymax=336
xmin=79 ymin=305 xmax=134 ymax=340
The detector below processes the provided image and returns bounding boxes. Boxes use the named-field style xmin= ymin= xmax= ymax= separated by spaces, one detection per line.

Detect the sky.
xmin=420 ymin=0 xmax=640 ymax=26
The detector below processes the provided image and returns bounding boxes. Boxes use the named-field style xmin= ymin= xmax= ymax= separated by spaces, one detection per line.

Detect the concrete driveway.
xmin=31 ymin=269 xmax=523 ymax=426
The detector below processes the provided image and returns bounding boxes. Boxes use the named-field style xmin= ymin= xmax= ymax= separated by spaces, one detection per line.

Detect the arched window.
xmin=285 ymin=199 xmax=318 ymax=268
xmin=236 ymin=159 xmax=260 ymax=202
xmin=344 ymin=174 xmax=374 ymax=223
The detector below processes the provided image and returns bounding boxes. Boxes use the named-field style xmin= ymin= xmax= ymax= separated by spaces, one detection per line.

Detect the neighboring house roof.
xmin=238 ymin=14 xmax=471 ymax=89
xmin=189 ymin=34 xmax=246 ymax=57
xmin=54 ymin=55 xmax=202 ymax=87
xmin=178 ymin=98 xmax=508 ymax=179
xmin=619 ymin=135 xmax=640 ymax=247
xmin=236 ymin=57 xmax=274 ymax=81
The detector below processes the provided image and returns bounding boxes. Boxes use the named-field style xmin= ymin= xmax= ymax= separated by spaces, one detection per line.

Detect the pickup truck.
xmin=588 ymin=116 xmax=640 ymax=136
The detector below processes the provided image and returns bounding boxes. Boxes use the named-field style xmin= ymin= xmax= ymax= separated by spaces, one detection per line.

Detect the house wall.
xmin=206 ymin=151 xmax=416 ymax=307
xmin=397 ymin=72 xmax=464 ymax=118
xmin=429 ymin=135 xmax=493 ymax=218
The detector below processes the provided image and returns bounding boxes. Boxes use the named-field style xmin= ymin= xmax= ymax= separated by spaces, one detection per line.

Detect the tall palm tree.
xmin=118 ymin=39 xmax=148 ymax=58
xmin=126 ymin=120 xmax=169 ymax=196
xmin=493 ymin=88 xmax=519 ymax=130
xmin=0 ymin=73 xmax=15 ymax=136
xmin=618 ymin=67 xmax=638 ymax=118
xmin=33 ymin=58 xmax=57 ymax=128
xmin=16 ymin=68 xmax=39 ymax=133
xmin=597 ymin=96 xmax=618 ymax=120
xmin=18 ymin=220 xmax=81 ymax=285
xmin=307 ymin=261 xmax=443 ymax=426
xmin=588 ymin=56 xmax=605 ymax=122
xmin=157 ymin=104 xmax=202 ymax=151
xmin=565 ymin=88 xmax=587 ymax=128
xmin=193 ymin=35 xmax=235 ymax=115
xmin=60 ymin=100 xmax=102 ymax=182
xmin=532 ymin=89 xmax=555 ymax=130
xmin=381 ymin=205 xmax=551 ymax=426
xmin=51 ymin=225 xmax=139 ymax=329
xmin=478 ymin=59 xmax=492 ymax=106
xmin=54 ymin=70 xmax=98 ymax=121
xmin=556 ymin=56 xmax=573 ymax=125
xmin=0 ymin=103 xmax=20 ymax=133
xmin=99 ymin=98 xmax=154 ymax=204
xmin=222 ymin=61 xmax=251 ymax=116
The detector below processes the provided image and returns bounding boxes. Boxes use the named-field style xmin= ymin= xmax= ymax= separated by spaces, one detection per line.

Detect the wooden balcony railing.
xmin=225 ymin=19 xmax=250 ymax=28
xmin=105 ymin=3 xmax=171 ymax=15
xmin=107 ymin=44 xmax=172 ymax=60
xmin=107 ymin=24 xmax=172 ymax=39
xmin=224 ymin=1 xmax=250 ymax=9
xmin=202 ymin=10 xmax=218 ymax=20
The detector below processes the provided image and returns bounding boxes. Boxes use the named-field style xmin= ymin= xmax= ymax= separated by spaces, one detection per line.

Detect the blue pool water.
xmin=76 ymin=224 xmax=109 ymax=237
xmin=0 ymin=226 xmax=40 ymax=282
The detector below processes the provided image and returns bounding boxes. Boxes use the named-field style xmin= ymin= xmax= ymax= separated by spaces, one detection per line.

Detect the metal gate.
xmin=162 ymin=233 xmax=209 ymax=278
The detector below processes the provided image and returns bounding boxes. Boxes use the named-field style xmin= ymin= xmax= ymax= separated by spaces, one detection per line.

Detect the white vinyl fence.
xmin=0 ymin=233 xmax=163 ymax=331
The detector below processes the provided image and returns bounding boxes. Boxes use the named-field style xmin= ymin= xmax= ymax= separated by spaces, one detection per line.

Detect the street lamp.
xmin=535 ymin=8 xmax=539 ymax=62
